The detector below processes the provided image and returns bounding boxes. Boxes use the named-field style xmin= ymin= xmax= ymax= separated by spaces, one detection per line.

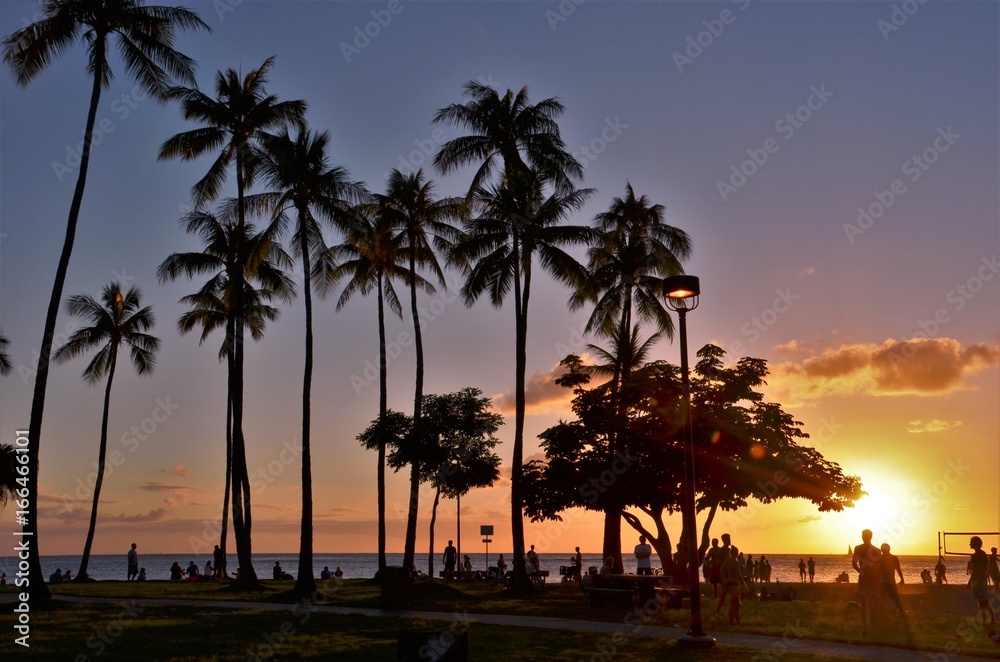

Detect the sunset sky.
xmin=0 ymin=1 xmax=997 ymax=561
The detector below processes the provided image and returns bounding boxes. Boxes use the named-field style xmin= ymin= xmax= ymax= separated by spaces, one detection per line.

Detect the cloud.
xmin=799 ymin=267 xmax=816 ymax=277
xmin=797 ymin=515 xmax=822 ymax=523
xmin=768 ymin=338 xmax=999 ymax=403
xmin=907 ymin=419 xmax=963 ymax=434
xmin=105 ymin=508 xmax=169 ymax=523
xmin=492 ymin=362 xmax=575 ymax=415
xmin=168 ymin=465 xmax=191 ymax=478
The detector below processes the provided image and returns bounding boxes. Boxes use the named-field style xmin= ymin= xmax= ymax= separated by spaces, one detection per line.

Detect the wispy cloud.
xmin=492 ymin=362 xmax=575 ymax=415
xmin=907 ymin=419 xmax=963 ymax=434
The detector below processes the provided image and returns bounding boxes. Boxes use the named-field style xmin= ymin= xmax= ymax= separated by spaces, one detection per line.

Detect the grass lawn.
xmin=2 ymin=579 xmax=998 ymax=660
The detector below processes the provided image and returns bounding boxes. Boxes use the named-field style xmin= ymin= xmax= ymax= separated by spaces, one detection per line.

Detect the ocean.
xmin=0 ymin=552 xmax=978 ymax=584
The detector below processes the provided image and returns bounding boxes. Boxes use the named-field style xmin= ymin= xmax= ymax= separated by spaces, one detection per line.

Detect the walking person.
xmin=807 ymin=556 xmax=816 ymax=583
xmin=987 ymin=547 xmax=1000 ymax=592
xmin=879 ymin=543 xmax=905 ymax=613
xmin=127 ymin=543 xmax=139 ymax=581
xmin=969 ymin=536 xmax=996 ymax=625
xmin=798 ymin=558 xmax=807 ymax=582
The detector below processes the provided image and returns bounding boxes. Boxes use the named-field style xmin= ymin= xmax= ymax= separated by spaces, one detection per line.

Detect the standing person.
xmin=935 ymin=556 xmax=948 ymax=584
xmin=634 ymin=535 xmax=653 ymax=575
xmin=716 ymin=545 xmax=748 ymax=625
xmin=852 ymin=529 xmax=883 ymax=634
xmin=527 ymin=545 xmax=541 ymax=573
xmin=707 ymin=538 xmax=723 ymax=597
xmin=127 ymin=543 xmax=139 ymax=581
xmin=497 ymin=554 xmax=507 ymax=576
xmin=572 ymin=546 xmax=583 ymax=580
xmin=213 ymin=545 xmax=225 ymax=580
xmin=969 ymin=537 xmax=996 ymax=625
xmin=798 ymin=558 xmax=807 ymax=582
xmin=879 ymin=543 xmax=905 ymax=613
xmin=443 ymin=540 xmax=458 ymax=580
xmin=987 ymin=547 xmax=1000 ymax=591
xmin=808 ymin=556 xmax=816 ymax=583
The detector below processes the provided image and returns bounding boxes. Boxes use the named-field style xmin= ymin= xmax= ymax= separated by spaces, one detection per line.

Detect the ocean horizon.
xmin=0 ymin=552 xmax=974 ymax=585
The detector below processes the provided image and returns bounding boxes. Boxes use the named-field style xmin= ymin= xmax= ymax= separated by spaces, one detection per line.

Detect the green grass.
xmin=3 ymin=579 xmax=998 ymax=660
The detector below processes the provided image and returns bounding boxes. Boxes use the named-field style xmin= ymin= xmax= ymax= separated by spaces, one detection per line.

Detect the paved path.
xmin=26 ymin=594 xmax=997 ymax=661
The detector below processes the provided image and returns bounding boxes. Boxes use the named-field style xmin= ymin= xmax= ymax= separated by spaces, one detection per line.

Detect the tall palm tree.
xmin=0 ymin=330 xmax=11 ymax=375
xmin=52 ymin=283 xmax=159 ymax=581
xmin=3 ymin=0 xmax=208 ymax=600
xmin=435 ymin=82 xmax=585 ymax=588
xmin=379 ymin=169 xmax=461 ymax=570
xmin=158 ymin=207 xmax=295 ymax=583
xmin=159 ymin=58 xmax=304 ymax=583
xmin=251 ymin=126 xmax=366 ymax=594
xmin=451 ymin=169 xmax=593 ymax=589
xmin=324 ymin=205 xmax=414 ymax=573
xmin=570 ymin=183 xmax=691 ymax=569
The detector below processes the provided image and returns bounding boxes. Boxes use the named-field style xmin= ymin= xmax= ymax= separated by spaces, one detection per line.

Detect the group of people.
xmin=319 ymin=565 xmax=344 ymax=580
xmin=797 ymin=557 xmax=817 ymax=582
xmin=707 ymin=533 xmax=750 ymax=625
xmin=48 ymin=568 xmax=74 ymax=582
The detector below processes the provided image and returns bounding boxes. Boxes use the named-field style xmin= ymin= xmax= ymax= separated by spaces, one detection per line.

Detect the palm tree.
xmin=159 ymin=58 xmax=304 ymax=583
xmin=0 ymin=444 xmax=16 ymax=508
xmin=52 ymin=283 xmax=159 ymax=581
xmin=378 ymin=169 xmax=461 ymax=570
xmin=570 ymin=183 xmax=691 ymax=569
xmin=0 ymin=330 xmax=11 ymax=375
xmin=451 ymin=169 xmax=593 ymax=589
xmin=159 ymin=207 xmax=295 ymax=583
xmin=325 ymin=205 xmax=414 ymax=573
xmin=435 ymin=82 xmax=586 ymax=588
xmin=3 ymin=0 xmax=208 ymax=600
xmin=251 ymin=126 xmax=366 ymax=594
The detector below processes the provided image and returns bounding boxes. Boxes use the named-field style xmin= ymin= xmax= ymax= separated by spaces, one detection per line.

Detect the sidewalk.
xmin=38 ymin=594 xmax=999 ymax=661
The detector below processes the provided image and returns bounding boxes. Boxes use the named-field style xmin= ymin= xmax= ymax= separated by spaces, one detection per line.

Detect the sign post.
xmin=481 ymin=525 xmax=494 ymax=570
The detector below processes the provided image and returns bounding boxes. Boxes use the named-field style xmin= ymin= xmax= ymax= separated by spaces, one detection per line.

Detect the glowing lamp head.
xmin=663 ymin=275 xmax=700 ymax=311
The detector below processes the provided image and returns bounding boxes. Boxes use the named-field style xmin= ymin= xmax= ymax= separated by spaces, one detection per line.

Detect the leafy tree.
xmin=523 ymin=346 xmax=863 ymax=577
xmin=159 ymin=57 xmax=304 ymax=583
xmin=569 ymin=184 xmax=691 ymax=570
xmin=158 ymin=207 xmax=295 ymax=582
xmin=250 ymin=126 xmax=366 ymax=594
xmin=53 ymin=283 xmax=159 ymax=581
xmin=0 ymin=330 xmax=11 ymax=375
xmin=0 ymin=444 xmax=16 ymax=508
xmin=378 ymin=169 xmax=461 ymax=570
xmin=3 ymin=0 xmax=208 ymax=600
xmin=327 ymin=203 xmax=411 ymax=572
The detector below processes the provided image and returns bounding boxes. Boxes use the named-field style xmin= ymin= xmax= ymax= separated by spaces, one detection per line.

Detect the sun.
xmin=845 ymin=489 xmax=898 ymax=535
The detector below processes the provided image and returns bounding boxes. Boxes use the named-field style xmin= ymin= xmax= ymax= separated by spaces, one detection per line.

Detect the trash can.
xmin=397 ymin=629 xmax=468 ymax=662
xmin=379 ymin=565 xmax=413 ymax=609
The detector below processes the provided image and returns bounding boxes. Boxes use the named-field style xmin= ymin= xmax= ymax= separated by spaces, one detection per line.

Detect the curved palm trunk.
xmin=230 ymin=165 xmax=257 ymax=583
xmin=402 ymin=242 xmax=423 ymax=570
xmin=76 ymin=352 xmax=117 ymax=581
xmin=510 ymin=234 xmax=530 ymax=590
xmin=294 ymin=223 xmax=316 ymax=594
xmin=377 ymin=273 xmax=388 ymax=573
xmin=219 ymin=390 xmax=232 ymax=577
xmin=24 ymin=42 xmax=107 ymax=601
xmin=428 ymin=486 xmax=441 ymax=577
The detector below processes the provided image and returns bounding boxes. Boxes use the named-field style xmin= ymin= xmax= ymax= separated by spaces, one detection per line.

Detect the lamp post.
xmin=663 ymin=275 xmax=715 ymax=647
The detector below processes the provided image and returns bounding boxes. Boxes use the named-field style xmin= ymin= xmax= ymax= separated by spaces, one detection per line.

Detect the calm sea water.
xmin=0 ymin=552 xmax=977 ymax=584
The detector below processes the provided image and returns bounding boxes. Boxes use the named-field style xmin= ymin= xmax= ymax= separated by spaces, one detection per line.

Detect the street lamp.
xmin=663 ymin=275 xmax=715 ymax=647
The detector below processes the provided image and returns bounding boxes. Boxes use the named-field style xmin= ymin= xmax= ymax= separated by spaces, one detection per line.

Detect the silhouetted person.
xmin=969 ymin=536 xmax=995 ymax=625
xmin=798 ymin=558 xmax=807 ymax=582
xmin=935 ymin=556 xmax=948 ymax=584
xmin=852 ymin=529 xmax=882 ymax=634
xmin=988 ymin=547 xmax=1000 ymax=591
xmin=213 ymin=544 xmax=225 ymax=579
xmin=273 ymin=561 xmax=283 ymax=580
xmin=808 ymin=556 xmax=816 ymax=583
xmin=716 ymin=545 xmax=748 ymax=625
xmin=707 ymin=538 xmax=723 ymax=597
xmin=879 ymin=543 xmax=905 ymax=613
xmin=443 ymin=540 xmax=457 ymax=579
xmin=127 ymin=543 xmax=139 ymax=581
xmin=635 ymin=535 xmax=652 ymax=576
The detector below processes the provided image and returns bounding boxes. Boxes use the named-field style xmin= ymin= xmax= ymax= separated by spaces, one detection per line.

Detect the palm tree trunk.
xmin=377 ymin=273 xmax=388 ymax=573
xmin=402 ymin=243 xmax=423 ymax=570
xmin=428 ymin=486 xmax=441 ymax=578
xmin=603 ymin=299 xmax=632 ymax=572
xmin=24 ymin=43 xmax=107 ymax=601
xmin=510 ymin=235 xmax=530 ymax=590
xmin=77 ymin=352 xmax=117 ymax=581
xmin=219 ymin=389 xmax=232 ymax=577
xmin=294 ymin=223 xmax=316 ymax=594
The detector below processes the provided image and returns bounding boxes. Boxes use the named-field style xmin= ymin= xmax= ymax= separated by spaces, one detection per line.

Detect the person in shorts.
xmin=969 ymin=536 xmax=996 ymax=625
xmin=852 ymin=529 xmax=883 ymax=634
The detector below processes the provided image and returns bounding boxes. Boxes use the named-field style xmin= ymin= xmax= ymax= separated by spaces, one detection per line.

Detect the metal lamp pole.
xmin=664 ymin=275 xmax=715 ymax=647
